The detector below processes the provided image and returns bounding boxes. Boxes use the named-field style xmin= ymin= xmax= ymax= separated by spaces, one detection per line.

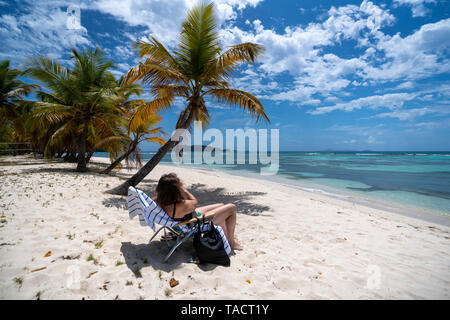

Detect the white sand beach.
xmin=0 ymin=155 xmax=449 ymax=300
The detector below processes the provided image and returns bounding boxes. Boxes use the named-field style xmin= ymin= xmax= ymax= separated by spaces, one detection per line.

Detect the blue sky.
xmin=1 ymin=0 xmax=449 ymax=151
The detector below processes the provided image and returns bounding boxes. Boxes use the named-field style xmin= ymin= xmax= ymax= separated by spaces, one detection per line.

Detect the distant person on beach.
xmin=152 ymin=173 xmax=243 ymax=250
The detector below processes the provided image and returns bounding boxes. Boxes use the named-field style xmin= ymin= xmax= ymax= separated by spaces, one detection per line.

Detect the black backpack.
xmin=193 ymin=218 xmax=230 ymax=267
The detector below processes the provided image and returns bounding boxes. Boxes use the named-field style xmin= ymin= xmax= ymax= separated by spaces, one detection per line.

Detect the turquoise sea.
xmin=94 ymin=151 xmax=450 ymax=225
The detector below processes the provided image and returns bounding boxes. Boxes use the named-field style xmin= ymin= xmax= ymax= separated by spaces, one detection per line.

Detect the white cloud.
xmin=310 ymin=92 xmax=417 ymax=115
xmin=0 ymin=0 xmax=263 ymax=64
xmin=372 ymin=107 xmax=432 ymax=121
xmin=221 ymin=1 xmax=393 ymax=76
xmin=220 ymin=1 xmax=396 ymax=104
xmin=372 ymin=106 xmax=450 ymax=121
xmin=393 ymin=0 xmax=436 ymax=17
xmin=310 ymin=83 xmax=450 ymax=116
xmin=94 ymin=0 xmax=262 ymax=47
xmin=327 ymin=124 xmax=386 ymax=145
xmin=114 ymin=45 xmax=134 ymax=59
xmin=0 ymin=3 xmax=91 ymax=62
xmin=402 ymin=118 xmax=450 ymax=133
xmin=94 ymin=0 xmax=186 ymax=47
xmin=395 ymin=81 xmax=415 ymax=89
xmin=362 ymin=18 xmax=450 ymax=81
xmin=367 ymin=135 xmax=384 ymax=144
xmin=2 ymin=0 xmax=449 ymax=126
xmin=219 ymin=1 xmax=449 ymax=108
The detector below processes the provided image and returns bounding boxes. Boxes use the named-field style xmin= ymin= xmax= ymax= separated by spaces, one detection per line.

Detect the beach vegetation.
xmin=133 ymin=267 xmax=142 ymax=278
xmin=13 ymin=276 xmax=23 ymax=287
xmin=94 ymin=240 xmax=103 ymax=248
xmin=24 ymin=48 xmax=124 ymax=172
xmin=35 ymin=291 xmax=43 ymax=300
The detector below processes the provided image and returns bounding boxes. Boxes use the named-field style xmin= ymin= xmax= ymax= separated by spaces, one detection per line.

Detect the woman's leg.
xmin=210 ymin=203 xmax=243 ymax=250
xmin=196 ymin=203 xmax=225 ymax=214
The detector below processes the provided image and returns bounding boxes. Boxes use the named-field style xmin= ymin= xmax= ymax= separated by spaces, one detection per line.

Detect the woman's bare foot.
xmin=231 ymin=238 xmax=243 ymax=251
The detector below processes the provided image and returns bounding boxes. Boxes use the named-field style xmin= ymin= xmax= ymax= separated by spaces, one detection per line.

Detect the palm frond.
xmin=203 ymin=42 xmax=265 ymax=81
xmin=32 ymin=102 xmax=74 ymax=126
xmin=207 ymin=88 xmax=269 ymax=122
xmin=177 ymin=2 xmax=221 ymax=79
xmin=122 ymin=59 xmax=184 ymax=87
xmin=134 ymin=37 xmax=183 ymax=74
xmin=128 ymin=95 xmax=174 ymax=133
xmin=144 ymin=136 xmax=166 ymax=145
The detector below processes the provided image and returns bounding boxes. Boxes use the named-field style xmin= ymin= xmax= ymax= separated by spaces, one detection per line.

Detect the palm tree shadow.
xmin=18 ymin=164 xmax=134 ymax=180
xmin=104 ymin=179 xmax=271 ymax=216
xmin=134 ymin=181 xmax=272 ymax=217
xmin=102 ymin=197 xmax=128 ymax=210
xmin=185 ymin=183 xmax=271 ymax=216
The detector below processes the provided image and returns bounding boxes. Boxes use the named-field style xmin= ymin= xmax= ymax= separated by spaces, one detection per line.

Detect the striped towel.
xmin=126 ymin=186 xmax=231 ymax=255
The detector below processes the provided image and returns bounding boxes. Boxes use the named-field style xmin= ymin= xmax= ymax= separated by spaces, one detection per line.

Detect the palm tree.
xmin=109 ymin=1 xmax=269 ymax=195
xmin=0 ymin=60 xmax=39 ymax=118
xmin=25 ymin=48 xmax=123 ymax=172
xmin=0 ymin=60 xmax=39 ymax=150
xmin=98 ymin=112 xmax=166 ymax=174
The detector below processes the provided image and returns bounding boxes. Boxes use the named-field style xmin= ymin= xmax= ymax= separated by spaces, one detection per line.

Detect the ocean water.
xmin=94 ymin=151 xmax=450 ymax=224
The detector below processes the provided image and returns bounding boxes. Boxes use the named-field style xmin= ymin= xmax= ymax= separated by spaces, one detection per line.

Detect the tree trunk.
xmin=107 ymin=138 xmax=178 ymax=195
xmin=76 ymin=120 xmax=89 ymax=172
xmin=86 ymin=150 xmax=93 ymax=164
xmin=102 ymin=145 xmax=136 ymax=175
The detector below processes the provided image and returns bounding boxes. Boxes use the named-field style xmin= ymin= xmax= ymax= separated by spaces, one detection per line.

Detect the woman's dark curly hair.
xmin=155 ymin=173 xmax=184 ymax=206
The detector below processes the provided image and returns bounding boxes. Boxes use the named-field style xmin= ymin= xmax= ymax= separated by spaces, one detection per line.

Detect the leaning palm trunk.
xmin=107 ymin=138 xmax=178 ymax=194
xmin=102 ymin=144 xmax=137 ymax=174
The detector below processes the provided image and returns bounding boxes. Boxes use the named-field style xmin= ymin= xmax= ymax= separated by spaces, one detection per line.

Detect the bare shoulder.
xmin=179 ymin=199 xmax=197 ymax=214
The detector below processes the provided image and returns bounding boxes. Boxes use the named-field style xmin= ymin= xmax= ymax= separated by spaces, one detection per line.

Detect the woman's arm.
xmin=180 ymin=185 xmax=198 ymax=211
xmin=180 ymin=185 xmax=196 ymax=201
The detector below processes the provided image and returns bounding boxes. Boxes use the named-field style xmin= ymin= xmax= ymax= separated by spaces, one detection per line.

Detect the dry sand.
xmin=0 ymin=155 xmax=449 ymax=299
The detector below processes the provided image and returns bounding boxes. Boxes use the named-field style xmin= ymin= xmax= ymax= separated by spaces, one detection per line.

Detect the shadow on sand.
xmin=120 ymin=238 xmax=224 ymax=273
xmin=113 ymin=181 xmax=272 ymax=216
xmin=17 ymin=160 xmax=137 ymax=180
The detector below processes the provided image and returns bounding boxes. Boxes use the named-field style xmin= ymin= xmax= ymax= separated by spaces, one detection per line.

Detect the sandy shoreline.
xmin=0 ymin=155 xmax=449 ymax=299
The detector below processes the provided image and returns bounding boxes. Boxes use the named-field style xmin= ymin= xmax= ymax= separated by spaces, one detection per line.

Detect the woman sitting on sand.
xmin=152 ymin=173 xmax=243 ymax=251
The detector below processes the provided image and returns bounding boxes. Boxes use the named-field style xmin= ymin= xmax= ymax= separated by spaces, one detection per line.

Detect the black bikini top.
xmin=171 ymin=202 xmax=193 ymax=222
